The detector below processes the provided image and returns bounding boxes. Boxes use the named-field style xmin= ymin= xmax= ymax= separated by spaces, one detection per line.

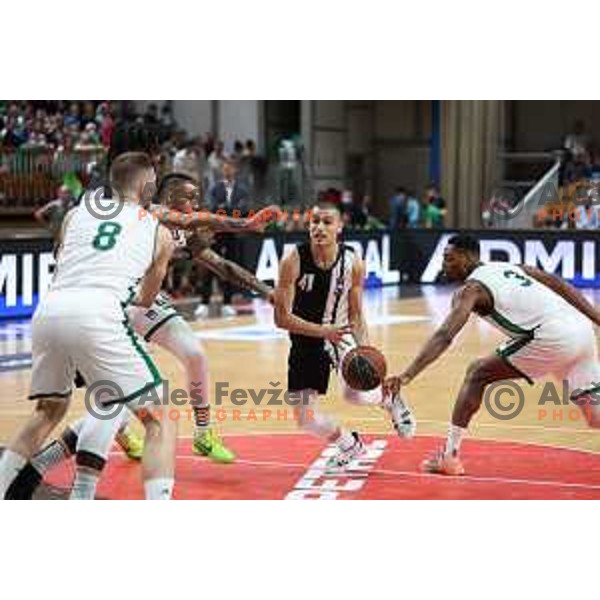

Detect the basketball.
xmin=341 ymin=345 xmax=387 ymax=391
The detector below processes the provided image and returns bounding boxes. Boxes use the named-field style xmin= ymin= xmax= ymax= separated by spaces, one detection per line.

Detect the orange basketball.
xmin=341 ymin=345 xmax=387 ymax=391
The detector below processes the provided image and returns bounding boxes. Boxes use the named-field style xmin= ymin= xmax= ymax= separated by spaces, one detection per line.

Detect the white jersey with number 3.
xmin=49 ymin=198 xmax=158 ymax=304
xmin=467 ymin=262 xmax=577 ymax=337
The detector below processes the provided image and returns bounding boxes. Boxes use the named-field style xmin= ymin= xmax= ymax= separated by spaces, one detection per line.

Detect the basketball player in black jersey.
xmin=275 ymin=202 xmax=415 ymax=468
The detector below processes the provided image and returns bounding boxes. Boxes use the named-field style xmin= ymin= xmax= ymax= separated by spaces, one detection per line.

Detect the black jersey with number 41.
xmin=291 ymin=242 xmax=355 ymax=350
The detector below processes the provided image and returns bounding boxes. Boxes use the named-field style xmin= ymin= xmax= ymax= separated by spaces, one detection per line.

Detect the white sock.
xmin=144 ymin=478 xmax=174 ymax=500
xmin=445 ymin=424 xmax=466 ymax=456
xmin=0 ymin=449 xmax=27 ymax=498
xmin=69 ymin=469 xmax=100 ymax=500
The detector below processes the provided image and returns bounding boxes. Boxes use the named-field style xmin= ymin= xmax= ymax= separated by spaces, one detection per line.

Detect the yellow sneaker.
xmin=115 ymin=427 xmax=144 ymax=461
xmin=192 ymin=429 xmax=236 ymax=463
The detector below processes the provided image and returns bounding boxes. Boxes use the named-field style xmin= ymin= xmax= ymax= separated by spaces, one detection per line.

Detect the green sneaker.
xmin=192 ymin=429 xmax=236 ymax=463
xmin=115 ymin=427 xmax=144 ymax=461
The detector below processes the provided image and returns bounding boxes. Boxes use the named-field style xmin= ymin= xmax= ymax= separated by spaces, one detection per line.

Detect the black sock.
xmin=5 ymin=463 xmax=43 ymax=500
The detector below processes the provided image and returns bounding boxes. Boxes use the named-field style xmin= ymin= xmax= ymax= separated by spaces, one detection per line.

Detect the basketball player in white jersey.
xmin=274 ymin=202 xmax=415 ymax=469
xmin=385 ymin=233 xmax=600 ymax=475
xmin=128 ymin=173 xmax=276 ymax=461
xmin=0 ymin=151 xmax=180 ymax=500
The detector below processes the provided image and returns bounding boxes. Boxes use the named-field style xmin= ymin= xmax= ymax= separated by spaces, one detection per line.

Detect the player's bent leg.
xmin=149 ymin=316 xmax=235 ymax=463
xmin=70 ymin=409 xmax=129 ymax=500
xmin=9 ymin=398 xmax=70 ymax=459
xmin=293 ymin=389 xmax=364 ymax=469
xmin=0 ymin=396 xmax=71 ymax=499
xmin=295 ymin=389 xmax=339 ymax=440
xmin=6 ymin=419 xmax=81 ymax=500
xmin=423 ymin=354 xmax=527 ymax=476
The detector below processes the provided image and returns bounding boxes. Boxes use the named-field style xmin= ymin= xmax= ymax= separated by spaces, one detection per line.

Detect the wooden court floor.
xmin=2 ymin=285 xmax=600 ymax=498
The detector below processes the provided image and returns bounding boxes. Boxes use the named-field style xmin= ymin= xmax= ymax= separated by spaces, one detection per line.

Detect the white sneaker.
xmin=222 ymin=305 xmax=237 ymax=317
xmin=194 ymin=304 xmax=209 ymax=319
xmin=386 ymin=393 xmax=416 ymax=438
xmin=325 ymin=432 xmax=364 ymax=470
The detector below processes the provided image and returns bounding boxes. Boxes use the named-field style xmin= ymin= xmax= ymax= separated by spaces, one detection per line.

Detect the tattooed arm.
xmin=191 ymin=243 xmax=274 ymax=302
xmin=154 ymin=204 xmax=281 ymax=233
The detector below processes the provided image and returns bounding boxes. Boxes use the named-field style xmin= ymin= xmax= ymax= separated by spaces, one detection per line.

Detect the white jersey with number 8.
xmin=50 ymin=198 xmax=158 ymax=304
xmin=29 ymin=197 xmax=162 ymax=403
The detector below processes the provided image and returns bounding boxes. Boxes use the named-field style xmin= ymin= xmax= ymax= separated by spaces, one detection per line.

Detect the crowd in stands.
xmin=0 ymin=101 xmax=272 ymax=210
xmin=0 ymin=101 xmax=113 ymax=151
xmin=535 ymin=120 xmax=600 ymax=230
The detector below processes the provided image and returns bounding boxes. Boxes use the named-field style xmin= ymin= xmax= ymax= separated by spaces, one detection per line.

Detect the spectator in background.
xmin=348 ymin=193 xmax=368 ymax=229
xmin=231 ymin=140 xmax=244 ymax=163
xmin=406 ymin=192 xmax=421 ymax=228
xmin=100 ymin=107 xmax=115 ymax=148
xmin=424 ymin=184 xmax=446 ymax=227
xmin=160 ymin=103 xmax=177 ymax=133
xmin=389 ymin=186 xmax=407 ymax=229
xmin=0 ymin=116 xmax=22 ymax=148
xmin=341 ymin=189 xmax=354 ymax=213
xmin=588 ymin=149 xmax=600 ymax=182
xmin=64 ymin=102 xmax=80 ymax=127
xmin=143 ymin=103 xmax=159 ymax=125
xmin=203 ymin=160 xmax=251 ymax=317
xmin=33 ymin=185 xmax=76 ymax=238
xmin=81 ymin=101 xmax=96 ymax=129
xmin=203 ymin=132 xmax=215 ymax=159
xmin=564 ymin=120 xmax=589 ymax=160
xmin=173 ymin=141 xmax=203 ymax=182
xmin=208 ymin=158 xmax=250 ymax=214
xmin=207 ymin=140 xmax=226 ymax=189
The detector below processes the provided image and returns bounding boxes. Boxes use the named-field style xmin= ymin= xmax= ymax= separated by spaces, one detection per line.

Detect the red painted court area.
xmin=44 ymin=434 xmax=600 ymax=499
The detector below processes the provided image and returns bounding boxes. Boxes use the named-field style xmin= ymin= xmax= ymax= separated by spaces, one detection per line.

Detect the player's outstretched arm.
xmin=386 ymin=283 xmax=480 ymax=393
xmin=348 ymin=257 xmax=369 ymax=345
xmin=154 ymin=204 xmax=281 ymax=233
xmin=135 ymin=226 xmax=175 ymax=308
xmin=193 ymin=246 xmax=274 ymax=302
xmin=274 ymin=249 xmax=352 ymax=343
xmin=522 ymin=265 xmax=600 ymax=327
